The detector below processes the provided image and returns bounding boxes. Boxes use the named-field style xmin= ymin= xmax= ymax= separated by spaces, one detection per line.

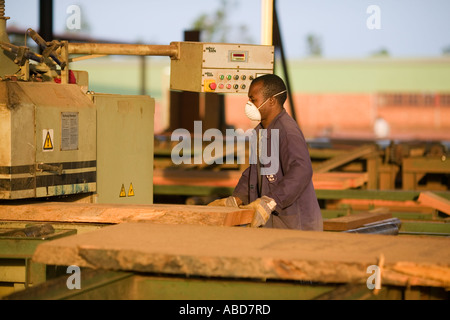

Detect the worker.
xmin=208 ymin=74 xmax=323 ymax=231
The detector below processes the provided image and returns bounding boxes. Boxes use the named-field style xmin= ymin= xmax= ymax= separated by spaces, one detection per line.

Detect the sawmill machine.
xmin=0 ymin=2 xmax=274 ymax=205
xmin=0 ymin=2 xmax=274 ymax=298
xmin=1 ymin=3 xmax=450 ymax=301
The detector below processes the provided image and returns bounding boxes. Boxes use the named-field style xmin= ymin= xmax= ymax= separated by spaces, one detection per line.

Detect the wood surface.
xmin=153 ymin=168 xmax=368 ymax=190
xmin=0 ymin=203 xmax=254 ymax=226
xmin=418 ymin=192 xmax=450 ymax=215
xmin=323 ymin=208 xmax=392 ymax=231
xmin=32 ymin=222 xmax=450 ymax=288
xmin=313 ymin=144 xmax=377 ymax=173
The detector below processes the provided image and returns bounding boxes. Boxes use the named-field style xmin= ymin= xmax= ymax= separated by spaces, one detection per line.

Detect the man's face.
xmin=248 ymin=81 xmax=268 ymax=118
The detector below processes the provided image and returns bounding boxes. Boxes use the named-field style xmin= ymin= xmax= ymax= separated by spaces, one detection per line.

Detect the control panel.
xmin=170 ymin=42 xmax=274 ymax=93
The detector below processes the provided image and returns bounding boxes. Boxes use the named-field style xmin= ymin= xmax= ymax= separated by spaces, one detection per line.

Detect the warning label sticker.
xmin=119 ymin=184 xmax=126 ymax=197
xmin=128 ymin=183 xmax=135 ymax=197
xmin=43 ymin=129 xmax=54 ymax=152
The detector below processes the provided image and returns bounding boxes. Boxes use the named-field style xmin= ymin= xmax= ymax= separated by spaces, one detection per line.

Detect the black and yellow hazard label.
xmin=119 ymin=184 xmax=127 ymax=197
xmin=128 ymin=183 xmax=135 ymax=197
xmin=43 ymin=130 xmax=53 ymax=151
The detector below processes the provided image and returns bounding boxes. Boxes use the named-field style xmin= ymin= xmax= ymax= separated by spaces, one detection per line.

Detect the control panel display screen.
xmin=229 ymin=51 xmax=248 ymax=63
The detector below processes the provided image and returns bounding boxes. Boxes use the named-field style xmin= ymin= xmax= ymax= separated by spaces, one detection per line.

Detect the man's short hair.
xmin=251 ymin=74 xmax=287 ymax=105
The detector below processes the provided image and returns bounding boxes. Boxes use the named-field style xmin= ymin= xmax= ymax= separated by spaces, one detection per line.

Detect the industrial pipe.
xmin=67 ymin=43 xmax=179 ymax=59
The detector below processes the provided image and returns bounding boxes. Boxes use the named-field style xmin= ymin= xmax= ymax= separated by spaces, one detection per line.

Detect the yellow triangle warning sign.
xmin=43 ymin=131 xmax=53 ymax=150
xmin=128 ymin=183 xmax=135 ymax=197
xmin=119 ymin=184 xmax=126 ymax=197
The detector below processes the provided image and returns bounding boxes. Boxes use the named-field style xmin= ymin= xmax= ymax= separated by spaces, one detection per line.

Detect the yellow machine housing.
xmin=0 ymin=81 xmax=155 ymax=204
xmin=0 ymin=81 xmax=97 ymax=200
xmin=93 ymin=93 xmax=155 ymax=205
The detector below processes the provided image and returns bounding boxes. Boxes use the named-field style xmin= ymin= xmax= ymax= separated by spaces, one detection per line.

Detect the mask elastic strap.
xmin=273 ymin=90 xmax=287 ymax=97
xmin=257 ymin=90 xmax=287 ymax=110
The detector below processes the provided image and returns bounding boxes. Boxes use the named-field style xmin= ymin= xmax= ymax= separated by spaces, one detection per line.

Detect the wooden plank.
xmin=154 ymin=169 xmax=369 ymax=191
xmin=403 ymin=157 xmax=450 ymax=174
xmin=309 ymin=148 xmax=347 ymax=160
xmin=418 ymin=192 xmax=450 ymax=216
xmin=314 ymin=144 xmax=377 ymax=173
xmin=323 ymin=208 xmax=392 ymax=231
xmin=312 ymin=172 xmax=368 ymax=190
xmin=316 ymin=189 xmax=450 ymax=201
xmin=329 ymin=199 xmax=436 ymax=214
xmin=366 ymin=155 xmax=379 ymax=190
xmin=32 ymin=222 xmax=450 ymax=288
xmin=0 ymin=203 xmax=254 ymax=227
xmin=153 ymin=168 xmax=241 ymax=188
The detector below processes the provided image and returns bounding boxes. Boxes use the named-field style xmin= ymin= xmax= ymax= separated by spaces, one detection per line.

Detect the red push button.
xmin=209 ymin=82 xmax=217 ymax=90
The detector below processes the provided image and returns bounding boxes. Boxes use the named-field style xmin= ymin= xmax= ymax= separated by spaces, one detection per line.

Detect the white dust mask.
xmin=244 ymin=90 xmax=287 ymax=121
xmin=245 ymin=101 xmax=263 ymax=121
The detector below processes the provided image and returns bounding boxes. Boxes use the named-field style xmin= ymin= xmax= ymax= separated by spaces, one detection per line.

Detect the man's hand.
xmin=207 ymin=196 xmax=242 ymax=207
xmin=239 ymin=196 xmax=277 ymax=227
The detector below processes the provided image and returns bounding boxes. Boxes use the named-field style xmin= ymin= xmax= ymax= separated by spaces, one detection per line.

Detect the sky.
xmin=5 ymin=0 xmax=450 ymax=59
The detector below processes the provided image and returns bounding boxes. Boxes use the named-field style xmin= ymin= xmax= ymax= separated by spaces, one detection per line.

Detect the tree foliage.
xmin=306 ymin=33 xmax=322 ymax=57
xmin=191 ymin=0 xmax=253 ymax=43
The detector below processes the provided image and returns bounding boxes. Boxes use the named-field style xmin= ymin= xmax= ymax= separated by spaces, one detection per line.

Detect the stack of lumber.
xmin=325 ymin=191 xmax=450 ymax=217
xmin=313 ymin=144 xmax=377 ymax=174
